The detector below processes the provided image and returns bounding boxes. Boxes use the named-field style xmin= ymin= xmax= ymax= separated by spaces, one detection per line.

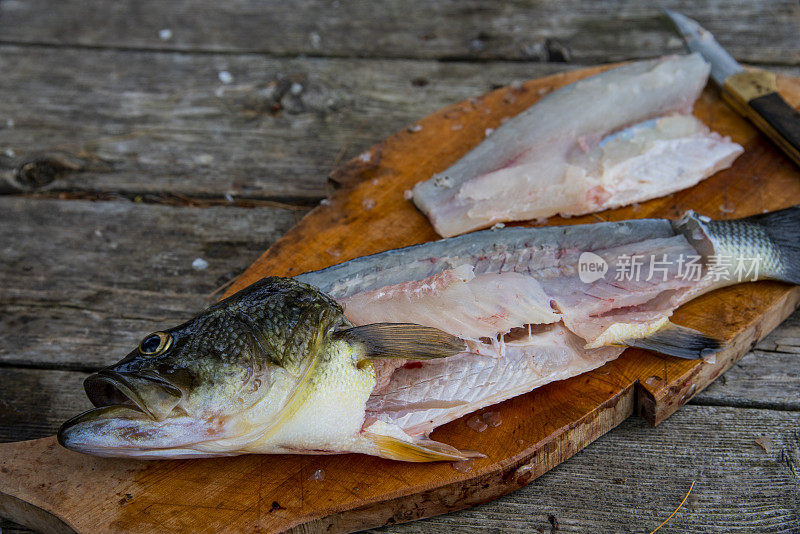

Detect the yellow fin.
xmin=366 ymin=432 xmax=484 ymax=463
xmin=585 ymin=317 xmax=670 ymax=349
xmin=587 ymin=318 xmax=723 ymax=359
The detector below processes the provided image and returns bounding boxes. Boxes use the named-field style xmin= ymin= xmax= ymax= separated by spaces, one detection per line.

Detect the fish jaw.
xmin=84 ymin=369 xmax=183 ymax=422
xmin=57 ymin=406 xmax=226 ymax=459
xmin=58 ymin=367 xmax=223 ymax=458
xmin=59 ymin=368 xmax=245 ymax=458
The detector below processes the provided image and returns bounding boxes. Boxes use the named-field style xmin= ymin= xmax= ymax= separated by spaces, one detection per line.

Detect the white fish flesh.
xmin=413 ymin=54 xmax=744 ymax=237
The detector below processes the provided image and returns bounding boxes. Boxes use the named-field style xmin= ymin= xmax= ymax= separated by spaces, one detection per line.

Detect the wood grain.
xmin=1 ymin=1 xmax=798 ymax=65
xmin=2 ymin=65 xmax=800 ymax=534
xmin=0 ymin=198 xmax=299 ymax=369
xmin=366 ymin=405 xmax=800 ymax=534
xmin=0 ymin=45 xmax=572 ymax=202
xmin=694 ymin=349 xmax=800 ymax=410
xmin=0 ymin=369 xmax=91 ymax=443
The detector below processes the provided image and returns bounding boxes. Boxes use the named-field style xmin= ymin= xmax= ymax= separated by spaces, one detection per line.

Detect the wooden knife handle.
xmin=723 ymin=70 xmax=800 ymax=168
xmin=748 ymin=92 xmax=800 ymax=165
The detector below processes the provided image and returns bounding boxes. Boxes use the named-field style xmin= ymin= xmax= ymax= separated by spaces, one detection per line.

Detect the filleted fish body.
xmin=412 ymin=54 xmax=743 ymax=237
xmin=59 ymin=207 xmax=800 ymax=461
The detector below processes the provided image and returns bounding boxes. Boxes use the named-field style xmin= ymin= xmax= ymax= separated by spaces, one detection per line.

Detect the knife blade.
xmin=665 ymin=9 xmax=800 ymax=168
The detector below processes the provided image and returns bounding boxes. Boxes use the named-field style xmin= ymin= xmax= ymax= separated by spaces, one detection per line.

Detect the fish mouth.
xmin=57 ymin=371 xmax=193 ymax=456
xmin=83 ymin=370 xmax=183 ymax=422
xmin=57 ymin=404 xmax=147 ymax=450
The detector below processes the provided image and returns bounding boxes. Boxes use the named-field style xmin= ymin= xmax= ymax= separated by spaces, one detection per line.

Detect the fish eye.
xmin=139 ymin=332 xmax=172 ymax=357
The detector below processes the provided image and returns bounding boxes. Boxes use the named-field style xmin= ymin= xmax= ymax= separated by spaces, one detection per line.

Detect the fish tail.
xmin=727 ymin=206 xmax=800 ymax=284
xmin=675 ymin=205 xmax=800 ymax=285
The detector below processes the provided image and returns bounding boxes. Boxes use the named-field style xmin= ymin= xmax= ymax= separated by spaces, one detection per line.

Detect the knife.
xmin=664 ymin=9 xmax=800 ymax=168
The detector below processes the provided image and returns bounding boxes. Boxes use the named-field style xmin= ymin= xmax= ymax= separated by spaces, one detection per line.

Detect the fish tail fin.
xmin=336 ymin=323 xmax=465 ymax=361
xmin=730 ymin=206 xmax=800 ymax=285
xmin=365 ymin=432 xmax=485 ymax=462
xmin=624 ymin=321 xmax=723 ymax=360
xmin=675 ymin=206 xmax=800 ymax=285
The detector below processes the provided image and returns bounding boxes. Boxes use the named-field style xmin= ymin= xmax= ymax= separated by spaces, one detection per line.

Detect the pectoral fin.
xmin=366 ymin=432 xmax=485 ymax=462
xmin=336 ymin=323 xmax=465 ymax=362
xmin=623 ymin=321 xmax=723 ymax=360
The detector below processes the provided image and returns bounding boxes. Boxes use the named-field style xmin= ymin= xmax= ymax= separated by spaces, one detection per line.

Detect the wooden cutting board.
xmin=2 ymin=64 xmax=800 ymax=534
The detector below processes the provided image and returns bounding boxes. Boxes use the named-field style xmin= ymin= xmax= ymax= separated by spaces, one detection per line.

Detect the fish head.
xmin=58 ymin=277 xmax=350 ymax=458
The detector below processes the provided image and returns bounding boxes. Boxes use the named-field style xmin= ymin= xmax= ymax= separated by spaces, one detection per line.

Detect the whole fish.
xmin=59 ymin=207 xmax=800 ymax=460
xmin=413 ymin=54 xmax=743 ymax=237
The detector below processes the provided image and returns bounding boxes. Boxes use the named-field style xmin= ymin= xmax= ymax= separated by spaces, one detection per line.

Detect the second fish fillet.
xmin=413 ymin=54 xmax=743 ymax=237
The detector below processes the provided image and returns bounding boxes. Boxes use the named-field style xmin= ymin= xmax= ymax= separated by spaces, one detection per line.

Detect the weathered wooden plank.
xmin=0 ymin=197 xmax=299 ymax=369
xmin=692 ymin=311 xmax=800 ymax=411
xmin=759 ymin=309 xmax=800 ymax=354
xmin=0 ymin=518 xmax=31 ymax=534
xmin=0 ymin=1 xmax=798 ymax=65
xmin=692 ymin=349 xmax=800 ymax=411
xmin=0 ymin=369 xmax=90 ymax=443
xmin=0 ymin=45 xmax=572 ymax=201
xmin=3 ymin=46 xmax=799 ymax=202
xmin=367 ymin=405 xmax=800 ymax=533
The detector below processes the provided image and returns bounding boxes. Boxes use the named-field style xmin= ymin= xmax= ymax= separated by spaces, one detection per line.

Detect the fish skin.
xmin=295 ymin=218 xmax=677 ymax=297
xmin=58 ymin=208 xmax=800 ymax=461
xmin=59 ymin=277 xmax=466 ymax=460
xmin=412 ymin=54 xmax=743 ymax=237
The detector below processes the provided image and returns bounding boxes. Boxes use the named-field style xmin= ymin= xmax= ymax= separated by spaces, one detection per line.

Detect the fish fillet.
xmin=412 ymin=54 xmax=743 ymax=237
